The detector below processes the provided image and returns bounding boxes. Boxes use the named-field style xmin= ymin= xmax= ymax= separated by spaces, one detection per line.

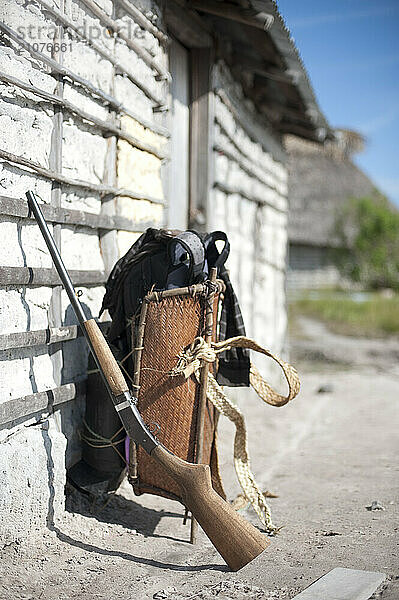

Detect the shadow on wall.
xmin=61 ymin=302 xmax=93 ymax=386
xmin=58 ymin=301 xmax=93 ymax=469
xmin=37 ymin=302 xmax=91 ymax=544
xmin=37 ymin=301 xmax=92 ymax=548
xmin=17 ymin=222 xmax=38 ymax=394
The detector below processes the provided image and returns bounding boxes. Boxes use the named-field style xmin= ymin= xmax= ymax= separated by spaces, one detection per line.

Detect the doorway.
xmin=168 ymin=38 xmax=190 ymax=229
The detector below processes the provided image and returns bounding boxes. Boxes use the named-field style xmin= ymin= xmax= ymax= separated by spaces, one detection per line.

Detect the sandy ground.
xmin=1 ymin=317 xmax=398 ymax=599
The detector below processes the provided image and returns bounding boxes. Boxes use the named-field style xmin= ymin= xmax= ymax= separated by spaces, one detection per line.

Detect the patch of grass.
xmin=290 ymin=291 xmax=399 ymax=337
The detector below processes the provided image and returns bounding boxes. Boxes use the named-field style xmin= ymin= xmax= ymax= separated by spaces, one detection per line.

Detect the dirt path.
xmin=1 ymin=319 xmax=398 ymax=599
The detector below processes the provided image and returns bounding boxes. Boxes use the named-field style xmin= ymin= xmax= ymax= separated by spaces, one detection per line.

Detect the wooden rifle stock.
xmin=153 ymin=445 xmax=269 ymax=570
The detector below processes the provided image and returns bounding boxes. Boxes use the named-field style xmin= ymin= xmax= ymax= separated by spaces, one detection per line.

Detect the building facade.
xmin=286 ymin=130 xmax=377 ymax=290
xmin=0 ymin=0 xmax=328 ymax=543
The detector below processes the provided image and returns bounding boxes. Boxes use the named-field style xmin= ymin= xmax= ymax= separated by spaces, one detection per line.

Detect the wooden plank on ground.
xmin=293 ymin=567 xmax=385 ymax=600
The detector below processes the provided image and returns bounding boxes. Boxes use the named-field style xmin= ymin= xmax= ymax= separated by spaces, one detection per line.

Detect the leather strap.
xmin=203 ymin=231 xmax=230 ymax=271
xmin=168 ymin=231 xmax=206 ymax=281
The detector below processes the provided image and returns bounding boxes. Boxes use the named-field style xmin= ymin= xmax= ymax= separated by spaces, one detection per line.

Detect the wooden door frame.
xmin=189 ymin=47 xmax=213 ymax=230
xmin=165 ymin=2 xmax=214 ymax=230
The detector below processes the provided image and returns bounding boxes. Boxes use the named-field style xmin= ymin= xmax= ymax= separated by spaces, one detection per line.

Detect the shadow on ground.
xmin=65 ymin=483 xmax=186 ymax=542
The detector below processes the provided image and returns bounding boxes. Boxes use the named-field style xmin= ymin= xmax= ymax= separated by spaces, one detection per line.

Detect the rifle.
xmin=26 ymin=190 xmax=269 ymax=571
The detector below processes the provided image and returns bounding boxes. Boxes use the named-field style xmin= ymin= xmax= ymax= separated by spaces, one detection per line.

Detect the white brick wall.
xmin=0 ymin=0 xmax=168 ymax=545
xmin=0 ymin=9 xmax=288 ymax=546
xmin=210 ymin=64 xmax=288 ymax=374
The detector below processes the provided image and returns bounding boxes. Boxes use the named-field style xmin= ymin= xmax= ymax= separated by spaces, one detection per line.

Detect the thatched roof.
xmin=186 ymin=0 xmax=332 ymax=143
xmin=286 ymin=133 xmax=377 ymax=248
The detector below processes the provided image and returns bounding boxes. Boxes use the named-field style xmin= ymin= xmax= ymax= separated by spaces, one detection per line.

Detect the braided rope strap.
xmin=171 ymin=336 xmax=301 ymax=534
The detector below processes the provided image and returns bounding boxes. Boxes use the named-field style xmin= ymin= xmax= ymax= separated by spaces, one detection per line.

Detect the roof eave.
xmin=259 ymin=0 xmax=332 ymax=141
xmin=189 ymin=0 xmax=333 ymax=143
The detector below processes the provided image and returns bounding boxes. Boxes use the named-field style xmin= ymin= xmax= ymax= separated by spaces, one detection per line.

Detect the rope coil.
xmin=171 ymin=335 xmax=300 ymax=534
xmin=80 ymin=418 xmax=127 ymax=466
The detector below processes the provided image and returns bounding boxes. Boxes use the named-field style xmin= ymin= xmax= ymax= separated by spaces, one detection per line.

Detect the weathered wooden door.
xmin=168 ymin=39 xmax=190 ymax=229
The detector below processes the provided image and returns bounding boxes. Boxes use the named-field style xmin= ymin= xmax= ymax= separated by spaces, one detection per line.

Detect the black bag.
xmin=100 ymin=228 xmax=249 ymax=386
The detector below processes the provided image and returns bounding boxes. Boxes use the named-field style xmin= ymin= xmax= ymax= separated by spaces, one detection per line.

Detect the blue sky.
xmin=277 ymin=0 xmax=399 ymax=206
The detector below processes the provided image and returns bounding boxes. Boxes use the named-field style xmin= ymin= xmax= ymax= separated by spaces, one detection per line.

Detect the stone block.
xmin=117 ymin=140 xmax=163 ymax=198
xmin=114 ymin=74 xmax=154 ymax=121
xmin=60 ymin=189 xmax=102 ymax=215
xmin=117 ymin=196 xmax=163 ymax=225
xmin=0 ymin=216 xmax=55 ymax=269
xmin=61 ymin=285 xmax=104 ymax=324
xmin=114 ymin=5 xmax=164 ymax=60
xmin=0 ymin=162 xmax=52 ymax=202
xmin=0 ymin=286 xmax=52 ymax=335
xmin=0 ymin=48 xmax=55 ymax=93
xmin=61 ymin=226 xmax=103 ymax=271
xmin=63 ymin=80 xmax=110 ymax=122
xmin=62 ymin=119 xmax=108 ymax=184
xmin=0 ymin=95 xmax=53 ymax=167
xmin=114 ymin=36 xmax=164 ymax=104
xmin=0 ymin=0 xmax=58 ymax=60
xmin=0 ymin=417 xmax=66 ymax=547
xmin=117 ymin=230 xmax=141 ymax=257
xmin=0 ymin=346 xmax=56 ymax=400
xmin=120 ymin=115 xmax=167 ymax=152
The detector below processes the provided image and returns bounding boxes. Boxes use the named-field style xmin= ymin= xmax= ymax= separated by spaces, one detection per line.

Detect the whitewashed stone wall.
xmin=0 ymin=0 xmax=168 ymax=546
xmin=209 ymin=63 xmax=288 ymax=378
xmin=0 ymin=8 xmax=289 ymax=547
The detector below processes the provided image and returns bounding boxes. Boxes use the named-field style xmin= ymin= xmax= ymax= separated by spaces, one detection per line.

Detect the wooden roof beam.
xmin=231 ymin=52 xmax=294 ymax=84
xmin=165 ymin=0 xmax=213 ymax=47
xmin=190 ymin=0 xmax=274 ymax=30
xmin=258 ymin=101 xmax=309 ymax=123
xmin=279 ymin=121 xmax=326 ymax=141
xmin=253 ymin=77 xmax=307 ymax=111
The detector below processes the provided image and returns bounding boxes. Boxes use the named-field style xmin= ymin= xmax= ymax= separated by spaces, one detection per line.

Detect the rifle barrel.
xmin=26 ymin=190 xmax=158 ymax=454
xmin=26 ymin=191 xmax=87 ymax=325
